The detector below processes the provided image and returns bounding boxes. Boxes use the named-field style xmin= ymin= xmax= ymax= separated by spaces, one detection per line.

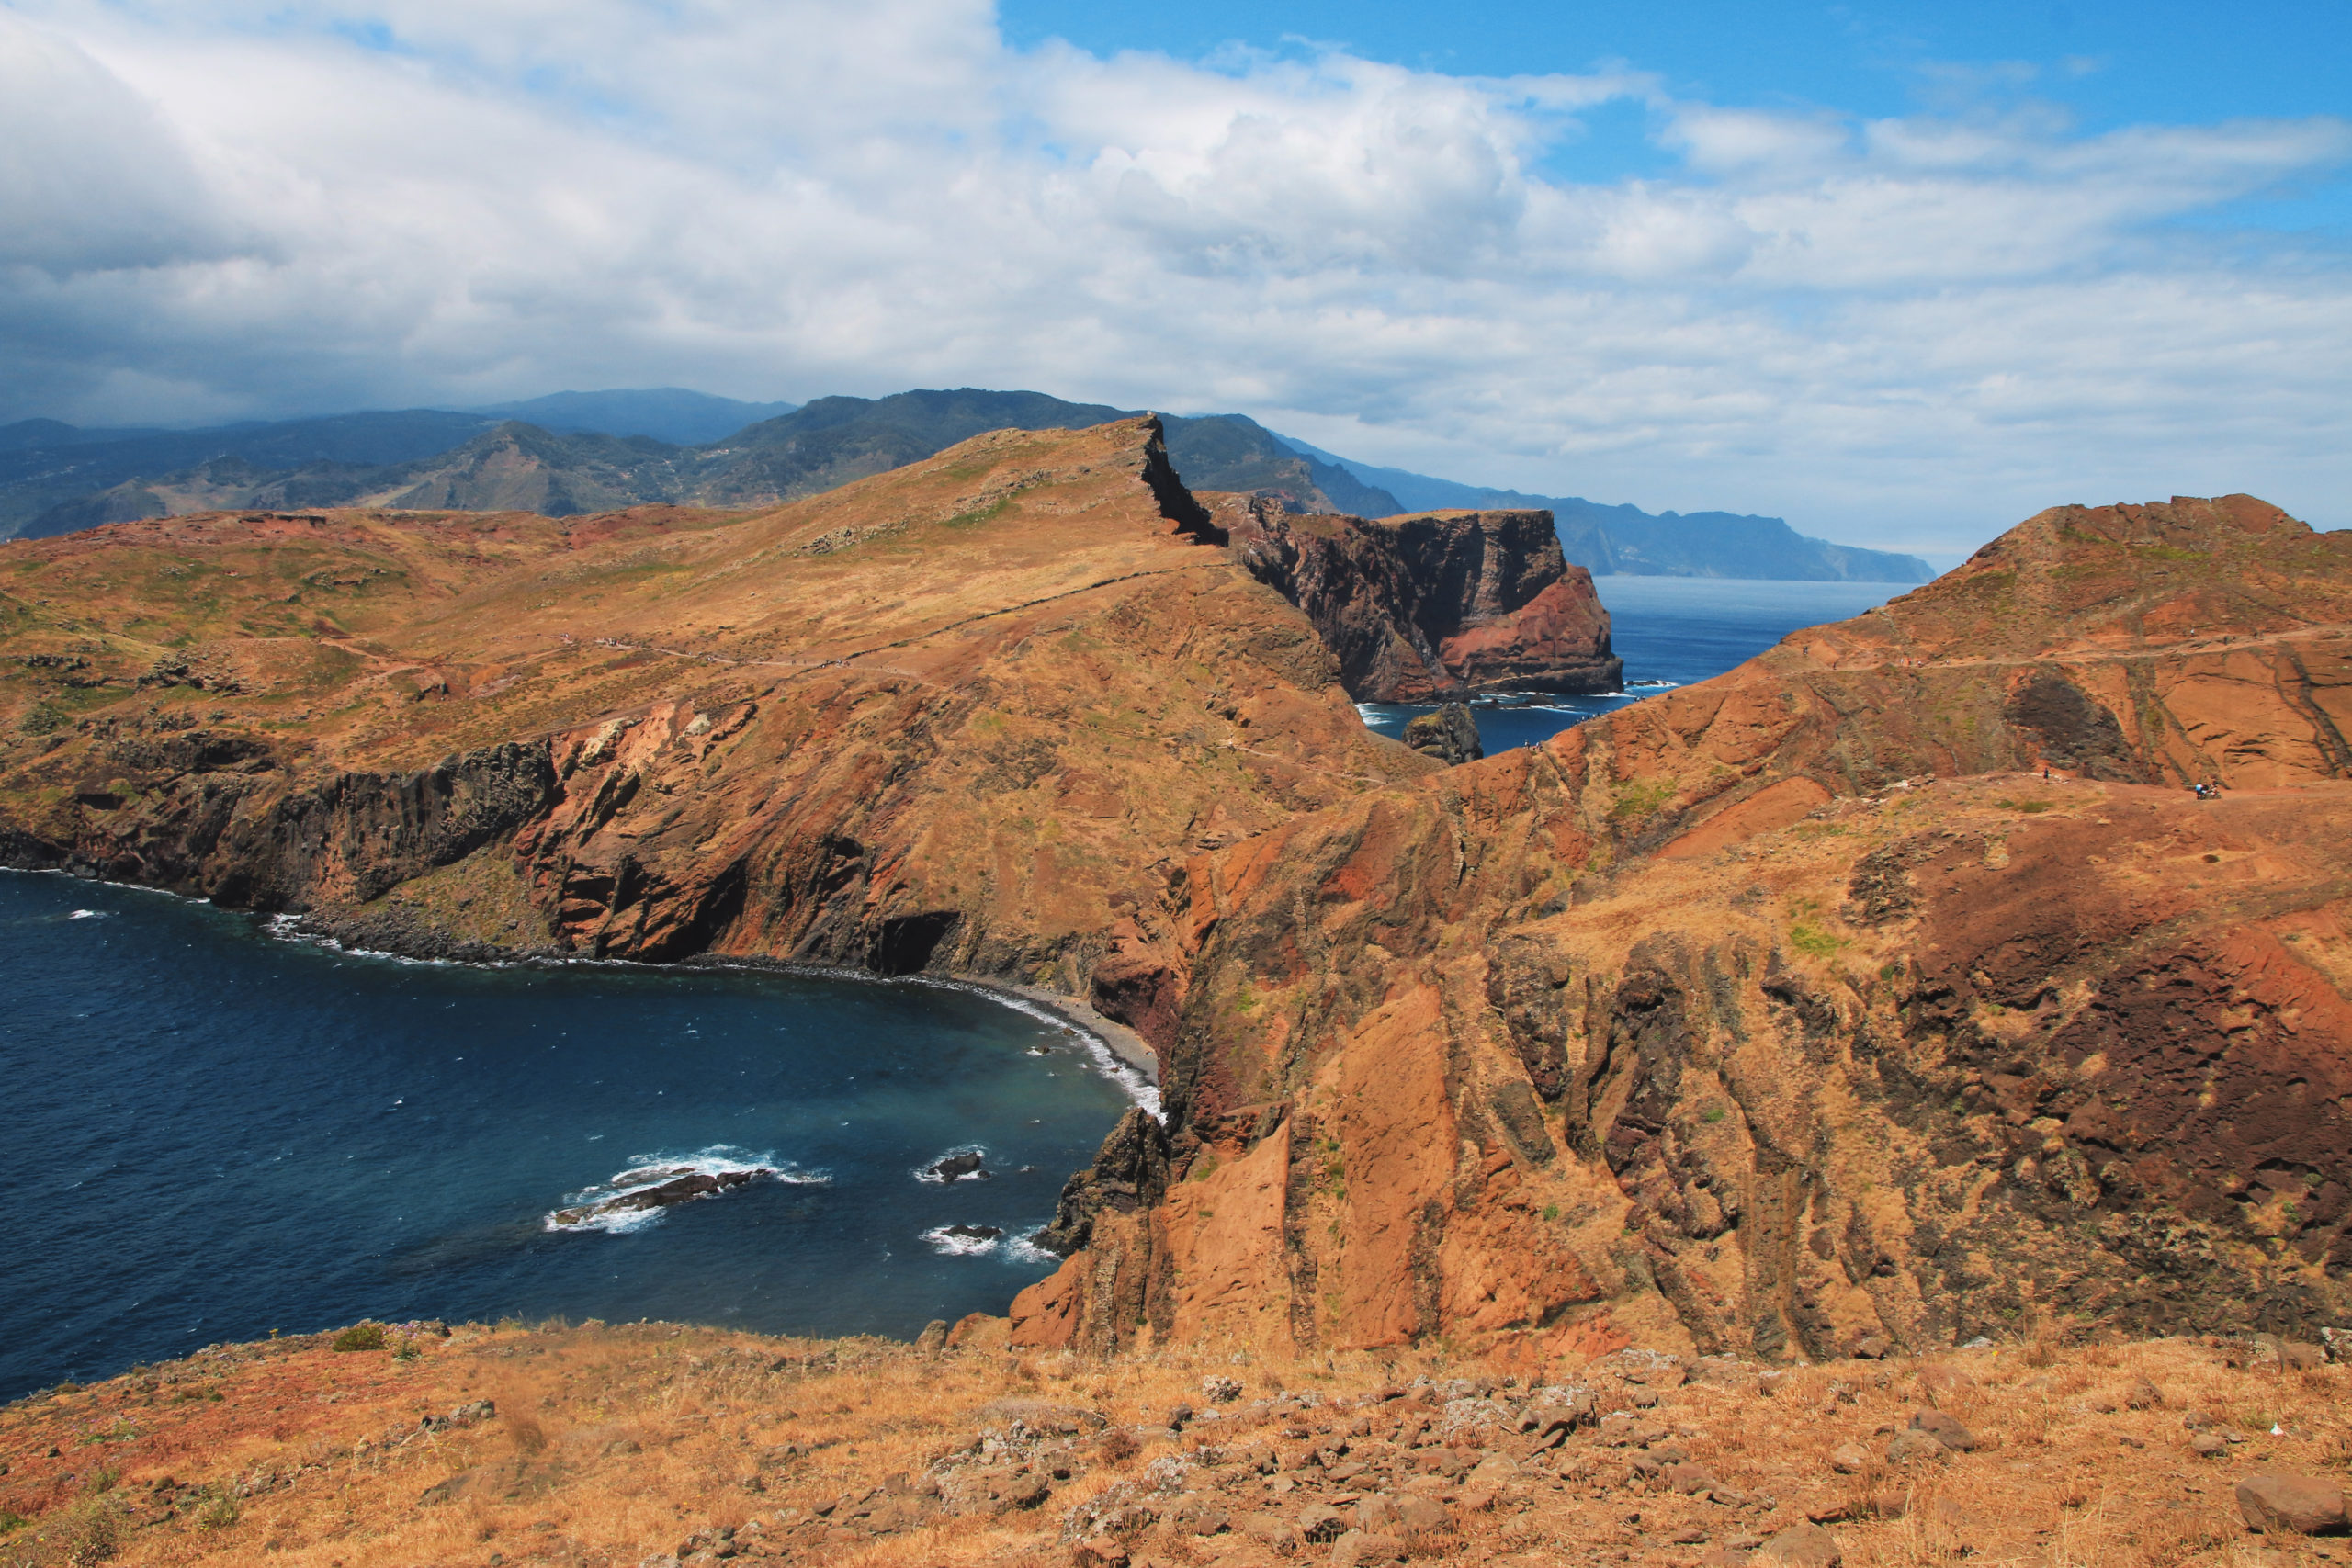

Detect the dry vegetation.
xmin=2 ymin=1321 xmax=2346 ymax=1568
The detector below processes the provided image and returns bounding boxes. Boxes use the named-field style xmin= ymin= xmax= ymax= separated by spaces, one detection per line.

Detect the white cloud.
xmin=0 ymin=0 xmax=2346 ymax=554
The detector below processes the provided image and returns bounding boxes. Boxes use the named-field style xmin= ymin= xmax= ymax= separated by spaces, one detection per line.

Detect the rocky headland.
xmin=2 ymin=439 xmax=2347 ymax=1382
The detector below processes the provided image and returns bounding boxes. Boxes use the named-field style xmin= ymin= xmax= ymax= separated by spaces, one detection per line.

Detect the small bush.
xmin=27 ymin=1494 xmax=126 ymax=1562
xmin=17 ymin=702 xmax=67 ymax=737
xmin=1789 ymin=921 xmax=1846 ymax=957
xmin=0 ymin=1506 xmax=28 ymax=1534
xmin=331 ymin=1323 xmax=387 ymax=1353
xmin=192 ymin=1490 xmax=240 ymax=1532
xmin=1100 ymin=1428 xmax=1140 ymax=1465
xmin=1702 ymin=1106 xmax=1728 ymax=1124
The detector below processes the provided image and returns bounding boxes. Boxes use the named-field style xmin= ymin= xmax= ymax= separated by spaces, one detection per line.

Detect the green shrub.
xmin=17 ymin=702 xmax=66 ymax=736
xmin=192 ymin=1489 xmax=240 ymax=1532
xmin=330 ymin=1323 xmax=387 ymax=1353
xmin=1702 ymin=1106 xmax=1728 ymax=1124
xmin=28 ymin=1494 xmax=126 ymax=1562
xmin=1790 ymin=921 xmax=1846 ymax=958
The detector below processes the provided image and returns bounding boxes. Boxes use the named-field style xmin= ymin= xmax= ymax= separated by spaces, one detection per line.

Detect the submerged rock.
xmin=943 ymin=1224 xmax=1003 ymax=1242
xmin=550 ymin=1167 xmax=768 ymax=1227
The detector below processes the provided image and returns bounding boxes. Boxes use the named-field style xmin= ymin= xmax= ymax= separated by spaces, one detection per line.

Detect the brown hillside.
xmin=1012 ymin=496 xmax=2352 ymax=1358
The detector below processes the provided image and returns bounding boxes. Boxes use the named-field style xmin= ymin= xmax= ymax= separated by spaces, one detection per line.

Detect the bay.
xmin=0 ymin=876 xmax=1141 ymax=1400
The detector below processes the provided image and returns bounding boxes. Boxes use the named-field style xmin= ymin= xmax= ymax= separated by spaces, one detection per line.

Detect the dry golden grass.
xmin=0 ymin=1325 xmax=2345 ymax=1568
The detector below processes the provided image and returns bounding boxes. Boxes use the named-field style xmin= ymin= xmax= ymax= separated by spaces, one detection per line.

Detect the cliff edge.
xmin=1221 ymin=497 xmax=1622 ymax=701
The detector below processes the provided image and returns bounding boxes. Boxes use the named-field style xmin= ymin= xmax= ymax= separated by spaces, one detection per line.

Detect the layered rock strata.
xmin=1008 ymin=495 xmax=2352 ymax=1358
xmin=1220 ymin=497 xmax=1622 ymax=700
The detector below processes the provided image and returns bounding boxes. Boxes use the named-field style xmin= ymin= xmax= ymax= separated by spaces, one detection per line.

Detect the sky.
xmin=3 ymin=1 xmax=2347 ymax=558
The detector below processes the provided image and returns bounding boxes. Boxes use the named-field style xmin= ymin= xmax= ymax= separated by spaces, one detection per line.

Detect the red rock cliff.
xmin=1221 ymin=497 xmax=1622 ymax=701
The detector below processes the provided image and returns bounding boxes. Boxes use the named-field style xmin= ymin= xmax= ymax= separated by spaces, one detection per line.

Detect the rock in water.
xmin=551 ymin=1167 xmax=767 ymax=1226
xmin=942 ymin=1224 xmax=1002 ymax=1241
xmin=1402 ymin=703 xmax=1483 ymax=765
xmin=927 ymin=1152 xmax=989 ymax=1181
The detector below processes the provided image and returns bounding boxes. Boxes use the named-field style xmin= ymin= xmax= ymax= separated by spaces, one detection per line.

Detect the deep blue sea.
xmin=4 ymin=576 xmax=1898 ymax=1399
xmin=1358 ymin=576 xmax=1905 ymax=754
xmin=0 ymin=879 xmax=1146 ymax=1400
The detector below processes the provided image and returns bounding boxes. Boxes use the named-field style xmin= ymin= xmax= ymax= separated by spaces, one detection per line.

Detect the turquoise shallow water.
xmin=0 ymin=876 xmax=1141 ymax=1400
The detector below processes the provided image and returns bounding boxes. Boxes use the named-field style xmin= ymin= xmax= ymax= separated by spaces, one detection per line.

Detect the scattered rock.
xmin=1298 ymin=1504 xmax=1353 ymax=1544
xmin=1760 ymin=1522 xmax=1843 ymax=1568
xmin=1851 ymin=1336 xmax=1892 ymax=1360
xmin=999 ymin=1472 xmax=1050 ymax=1510
xmin=1201 ymin=1375 xmax=1242 ymax=1404
xmin=1072 ymin=1541 xmax=1130 ymax=1568
xmin=914 ymin=1320 xmax=949 ymax=1354
xmin=1669 ymin=1462 xmax=1723 ymax=1495
xmin=927 ymin=1152 xmax=990 ymax=1181
xmin=1830 ymin=1443 xmax=1872 ymax=1475
xmin=1910 ymin=1407 xmax=1978 ymax=1451
xmin=2191 ymin=1432 xmax=2230 ymax=1458
xmin=2235 ymin=1472 xmax=2348 ymax=1535
xmin=1886 ymin=1430 xmax=1947 ymax=1465
xmin=2123 ymin=1377 xmax=2162 ymax=1410
xmin=1330 ymin=1529 xmax=1408 ymax=1567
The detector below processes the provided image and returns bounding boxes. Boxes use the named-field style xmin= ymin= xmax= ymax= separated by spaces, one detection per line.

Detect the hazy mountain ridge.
xmin=1280 ymin=436 xmax=1934 ymax=581
xmin=6 ymin=391 xmax=1396 ymax=538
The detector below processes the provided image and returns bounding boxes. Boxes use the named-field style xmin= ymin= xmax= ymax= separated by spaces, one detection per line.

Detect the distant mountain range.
xmin=0 ymin=387 xmax=1931 ymax=581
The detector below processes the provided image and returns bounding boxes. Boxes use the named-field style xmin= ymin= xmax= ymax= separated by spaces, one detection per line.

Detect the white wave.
xmin=1626 ymin=678 xmax=1679 ymax=689
xmin=544 ymin=1145 xmax=825 ymax=1235
xmin=921 ymin=1224 xmax=1007 ymax=1257
xmin=906 ymin=977 xmax=1163 ymax=1118
xmin=1004 ymin=1228 xmax=1059 ymax=1266
xmin=66 ymin=908 xmax=108 ymax=920
xmin=914 ymin=1144 xmax=989 ymax=1184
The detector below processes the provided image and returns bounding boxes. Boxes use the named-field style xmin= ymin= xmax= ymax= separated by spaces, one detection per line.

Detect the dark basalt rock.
xmin=929 ymin=1152 xmax=991 ymax=1182
xmin=1036 ymin=1107 xmax=1169 ymax=1256
xmin=944 ymin=1224 xmax=1004 ymax=1242
xmin=551 ymin=1167 xmax=767 ymax=1226
xmin=1402 ymin=703 xmax=1483 ymax=765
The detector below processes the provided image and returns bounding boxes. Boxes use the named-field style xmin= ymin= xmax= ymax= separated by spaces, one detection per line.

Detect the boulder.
xmin=927 ymin=1152 xmax=989 ymax=1181
xmin=1760 ymin=1522 xmax=1843 ymax=1568
xmin=1886 ymin=1431 xmax=1947 ymax=1465
xmin=2236 ymin=1472 xmax=2348 ymax=1535
xmin=1402 ymin=704 xmax=1484 ymax=766
xmin=1830 ymin=1443 xmax=1872 ymax=1475
xmin=1910 ymin=1407 xmax=1978 ymax=1451
xmin=1330 ymin=1530 xmax=1408 ymax=1567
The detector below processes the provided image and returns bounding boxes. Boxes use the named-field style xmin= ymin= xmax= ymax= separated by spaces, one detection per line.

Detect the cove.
xmin=0 ymin=874 xmax=1141 ymax=1401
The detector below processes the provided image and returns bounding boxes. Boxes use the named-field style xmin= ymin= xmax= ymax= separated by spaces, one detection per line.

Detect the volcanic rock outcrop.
xmin=1220 ymin=496 xmax=1622 ymax=700
xmin=1005 ymin=495 xmax=2352 ymax=1359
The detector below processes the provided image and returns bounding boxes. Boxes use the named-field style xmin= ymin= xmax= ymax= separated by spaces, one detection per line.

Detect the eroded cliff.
xmin=1009 ymin=495 xmax=2352 ymax=1359
xmin=1221 ymin=497 xmax=1622 ymax=701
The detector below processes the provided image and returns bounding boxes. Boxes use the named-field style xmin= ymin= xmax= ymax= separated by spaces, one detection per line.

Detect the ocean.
xmin=3 ymin=576 xmax=1898 ymax=1398
xmin=1357 ymin=575 xmax=1905 ymax=753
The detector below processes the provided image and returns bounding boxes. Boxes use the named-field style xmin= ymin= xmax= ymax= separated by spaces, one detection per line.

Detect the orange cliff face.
xmin=1008 ymin=495 xmax=2352 ymax=1359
